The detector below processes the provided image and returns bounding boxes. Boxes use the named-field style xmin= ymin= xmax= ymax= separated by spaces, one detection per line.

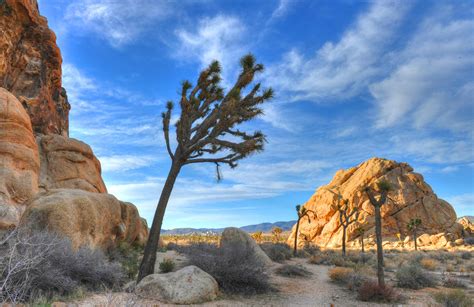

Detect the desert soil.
xmin=70 ymin=258 xmax=439 ymax=307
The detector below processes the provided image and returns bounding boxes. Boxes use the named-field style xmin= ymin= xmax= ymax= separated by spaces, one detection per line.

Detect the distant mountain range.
xmin=162 ymin=220 xmax=296 ymax=235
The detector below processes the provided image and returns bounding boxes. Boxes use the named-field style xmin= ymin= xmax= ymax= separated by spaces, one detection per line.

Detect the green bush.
xmin=159 ymin=258 xmax=175 ymax=273
xmin=108 ymin=242 xmax=143 ymax=279
xmin=433 ymin=289 xmax=472 ymax=307
xmin=395 ymin=265 xmax=437 ymax=289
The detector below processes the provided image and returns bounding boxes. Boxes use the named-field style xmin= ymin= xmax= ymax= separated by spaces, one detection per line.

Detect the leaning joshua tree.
xmin=328 ymin=189 xmax=359 ymax=257
xmin=293 ymin=205 xmax=316 ymax=256
xmin=407 ymin=218 xmax=422 ymax=251
xmin=137 ymin=54 xmax=273 ymax=282
xmin=364 ymin=180 xmax=391 ymax=288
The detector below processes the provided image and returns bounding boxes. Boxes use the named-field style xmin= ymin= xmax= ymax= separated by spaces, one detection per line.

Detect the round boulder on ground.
xmin=136 ymin=265 xmax=218 ymax=304
xmin=220 ymin=227 xmax=273 ymax=266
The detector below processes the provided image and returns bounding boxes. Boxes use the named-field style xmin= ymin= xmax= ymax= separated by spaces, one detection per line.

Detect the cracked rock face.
xmin=288 ymin=157 xmax=459 ymax=248
xmin=0 ymin=0 xmax=70 ymax=136
xmin=0 ymin=88 xmax=39 ymax=229
xmin=37 ymin=134 xmax=107 ymax=193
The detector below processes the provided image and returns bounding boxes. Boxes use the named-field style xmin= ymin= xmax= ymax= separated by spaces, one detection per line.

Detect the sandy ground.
xmin=68 ymin=258 xmax=441 ymax=307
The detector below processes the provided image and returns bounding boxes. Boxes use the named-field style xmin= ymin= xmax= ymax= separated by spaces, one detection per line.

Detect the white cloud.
xmin=445 ymin=193 xmax=474 ymax=217
xmin=99 ymin=155 xmax=158 ymax=172
xmin=271 ymin=0 xmax=291 ymax=19
xmin=265 ymin=0 xmax=410 ymax=101
xmin=371 ymin=11 xmax=474 ymax=131
xmin=175 ymin=15 xmax=246 ymax=80
xmin=65 ymin=0 xmax=173 ymax=47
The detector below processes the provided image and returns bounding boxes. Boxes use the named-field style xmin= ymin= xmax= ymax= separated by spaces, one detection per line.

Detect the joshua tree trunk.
xmin=413 ymin=228 xmax=418 ymax=251
xmin=342 ymin=226 xmax=347 ymax=257
xmin=137 ymin=161 xmax=182 ymax=282
xmin=293 ymin=218 xmax=301 ymax=256
xmin=374 ymin=205 xmax=385 ymax=288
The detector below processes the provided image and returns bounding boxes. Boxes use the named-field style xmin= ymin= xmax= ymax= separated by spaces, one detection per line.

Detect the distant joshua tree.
xmin=137 ymin=54 xmax=273 ymax=282
xmin=294 ymin=205 xmax=316 ymax=256
xmin=364 ymin=180 xmax=392 ymax=288
xmin=271 ymin=226 xmax=283 ymax=242
xmin=251 ymin=231 xmax=263 ymax=243
xmin=407 ymin=218 xmax=422 ymax=251
xmin=356 ymin=226 xmax=366 ymax=253
xmin=328 ymin=189 xmax=359 ymax=257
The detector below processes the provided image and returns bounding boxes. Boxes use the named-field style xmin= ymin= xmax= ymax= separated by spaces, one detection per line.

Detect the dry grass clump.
xmin=176 ymin=242 xmax=273 ymax=295
xmin=328 ymin=267 xmax=355 ymax=284
xmin=433 ymin=289 xmax=473 ymax=307
xmin=357 ymin=281 xmax=401 ymax=303
xmin=420 ymin=258 xmax=439 ymax=271
xmin=395 ymin=265 xmax=437 ymax=289
xmin=442 ymin=276 xmax=467 ymax=289
xmin=260 ymin=243 xmax=292 ymax=263
xmin=275 ymin=264 xmax=312 ymax=278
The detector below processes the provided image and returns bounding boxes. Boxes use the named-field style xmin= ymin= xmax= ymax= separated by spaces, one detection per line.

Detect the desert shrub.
xmin=328 ymin=267 xmax=354 ymax=284
xmin=420 ymin=258 xmax=439 ymax=271
xmin=0 ymin=229 xmax=124 ymax=303
xmin=178 ymin=242 xmax=272 ymax=295
xmin=443 ymin=276 xmax=467 ymax=289
xmin=275 ymin=264 xmax=312 ymax=278
xmin=395 ymin=265 xmax=437 ymax=289
xmin=433 ymin=289 xmax=473 ymax=307
xmin=358 ymin=280 xmax=401 ymax=302
xmin=159 ymin=258 xmax=175 ymax=273
xmin=108 ymin=242 xmax=143 ymax=279
xmin=460 ymin=252 xmax=472 ymax=260
xmin=308 ymin=254 xmax=326 ymax=265
xmin=348 ymin=252 xmax=374 ymax=265
xmin=260 ymin=243 xmax=292 ymax=263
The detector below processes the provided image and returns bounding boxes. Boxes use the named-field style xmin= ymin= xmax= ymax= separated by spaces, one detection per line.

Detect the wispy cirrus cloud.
xmin=265 ymin=0 xmax=411 ymax=101
xmin=371 ymin=6 xmax=474 ymax=131
xmin=64 ymin=0 xmax=174 ymax=47
xmin=175 ymin=14 xmax=246 ymax=80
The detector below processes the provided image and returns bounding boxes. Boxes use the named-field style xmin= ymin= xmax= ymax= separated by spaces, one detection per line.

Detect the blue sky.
xmin=38 ymin=0 xmax=473 ymax=228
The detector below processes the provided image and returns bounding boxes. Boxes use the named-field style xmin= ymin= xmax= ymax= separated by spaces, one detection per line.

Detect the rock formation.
xmin=20 ymin=189 xmax=147 ymax=248
xmin=37 ymin=134 xmax=107 ymax=193
xmin=0 ymin=88 xmax=39 ymax=228
xmin=0 ymin=0 xmax=70 ymax=136
xmin=220 ymin=227 xmax=273 ymax=266
xmin=0 ymin=0 xmax=148 ymax=248
xmin=288 ymin=158 xmax=461 ymax=249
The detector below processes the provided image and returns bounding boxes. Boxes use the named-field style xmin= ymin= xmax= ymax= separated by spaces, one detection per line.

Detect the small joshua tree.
xmin=271 ymin=227 xmax=283 ymax=242
xmin=356 ymin=226 xmax=366 ymax=253
xmin=364 ymin=180 xmax=391 ymax=288
xmin=293 ymin=205 xmax=316 ymax=256
xmin=328 ymin=189 xmax=359 ymax=257
xmin=251 ymin=231 xmax=263 ymax=244
xmin=137 ymin=54 xmax=273 ymax=282
xmin=407 ymin=218 xmax=422 ymax=251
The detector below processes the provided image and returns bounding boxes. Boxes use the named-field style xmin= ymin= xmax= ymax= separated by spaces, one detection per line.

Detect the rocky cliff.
xmin=288 ymin=158 xmax=462 ymax=249
xmin=0 ymin=0 xmax=148 ymax=248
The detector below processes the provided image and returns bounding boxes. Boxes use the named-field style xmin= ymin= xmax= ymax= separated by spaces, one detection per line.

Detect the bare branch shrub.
xmin=175 ymin=242 xmax=273 ymax=295
xmin=0 ymin=228 xmax=124 ymax=303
